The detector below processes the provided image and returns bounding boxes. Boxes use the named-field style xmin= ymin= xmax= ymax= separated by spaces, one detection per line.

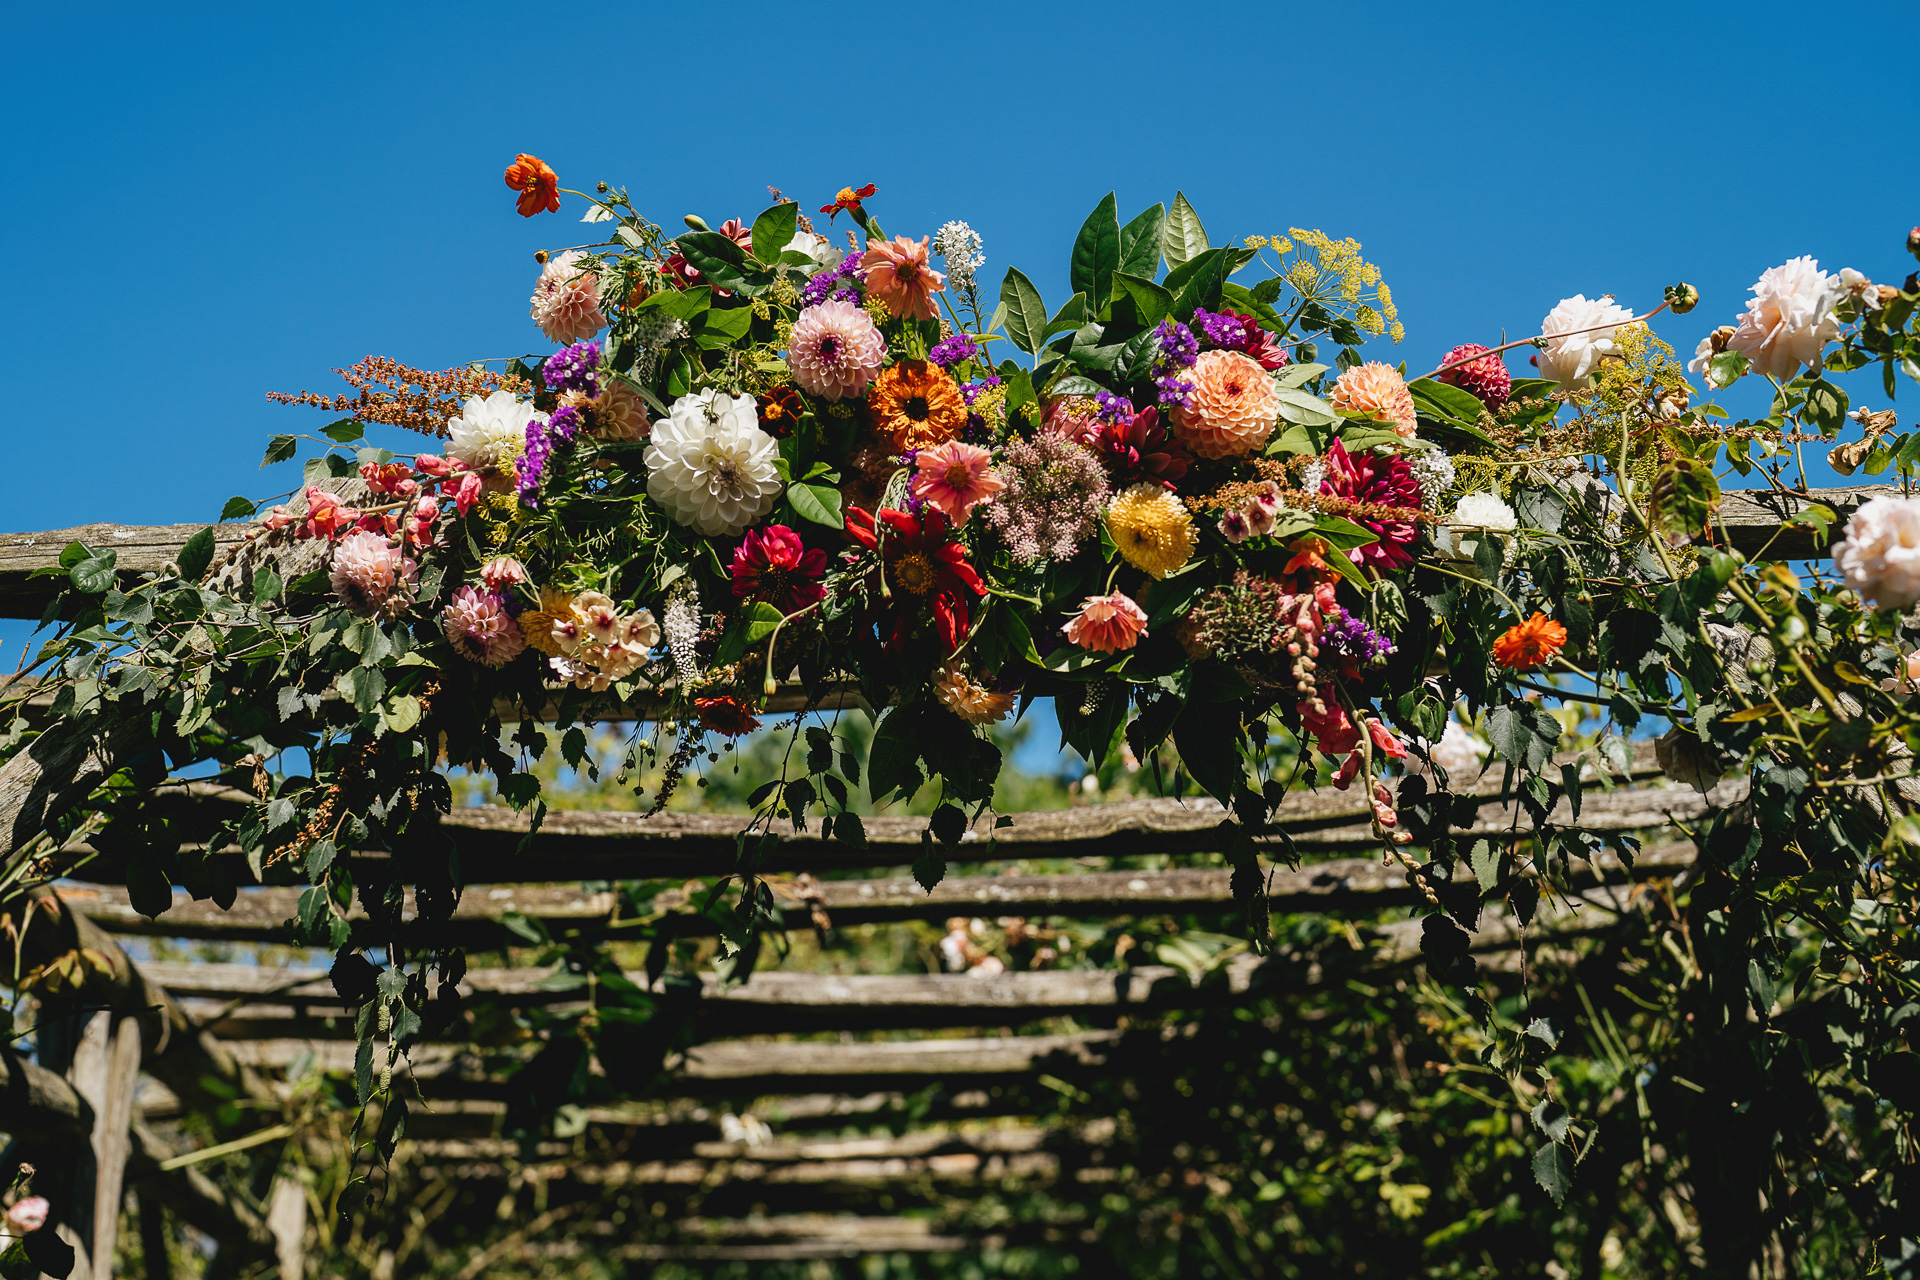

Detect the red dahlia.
xmin=844 ymin=506 xmax=985 ymax=653
xmin=731 ymin=524 xmax=828 ymax=614
xmin=1436 ymin=343 xmax=1512 ymax=408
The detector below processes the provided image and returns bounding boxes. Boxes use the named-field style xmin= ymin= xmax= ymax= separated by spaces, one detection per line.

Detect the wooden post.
xmin=266 ymin=1179 xmax=306 ymax=1280
xmin=86 ymin=1016 xmax=142 ymax=1276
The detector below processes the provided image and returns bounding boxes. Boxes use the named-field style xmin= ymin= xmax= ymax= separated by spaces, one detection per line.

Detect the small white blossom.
xmin=932 ymin=220 xmax=985 ymax=292
xmin=1435 ymin=492 xmax=1517 ymax=561
xmin=447 ymin=389 xmax=543 ymax=473
xmin=1406 ymin=447 xmax=1456 ymax=508
xmin=663 ymin=584 xmax=703 ymax=691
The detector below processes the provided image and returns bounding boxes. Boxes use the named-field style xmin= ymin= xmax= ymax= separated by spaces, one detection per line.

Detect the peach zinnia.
xmin=912 ymin=441 xmax=1004 ymax=524
xmin=869 ymin=360 xmax=968 ymax=451
xmin=860 ymin=235 xmax=946 ymax=321
xmin=1170 ymin=350 xmax=1283 ymax=459
xmin=1492 ymin=613 xmax=1568 ymax=669
xmin=504 ymin=154 xmax=560 ymax=217
xmin=1330 ymin=361 xmax=1418 ymax=439
xmin=1064 ymin=591 xmax=1149 ymax=654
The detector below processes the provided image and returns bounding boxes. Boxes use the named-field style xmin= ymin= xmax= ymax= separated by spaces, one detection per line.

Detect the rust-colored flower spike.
xmin=1492 ymin=613 xmax=1569 ymax=670
xmin=504 ymin=154 xmax=561 ymax=217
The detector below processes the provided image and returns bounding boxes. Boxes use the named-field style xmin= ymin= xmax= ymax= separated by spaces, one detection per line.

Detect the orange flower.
xmin=859 ymin=235 xmax=946 ymax=321
xmin=868 ymin=360 xmax=968 ymax=451
xmin=504 ymin=154 xmax=560 ymax=217
xmin=695 ymin=695 xmax=762 ymax=737
xmin=821 ymin=182 xmax=876 ymax=221
xmin=1492 ymin=613 xmax=1569 ymax=669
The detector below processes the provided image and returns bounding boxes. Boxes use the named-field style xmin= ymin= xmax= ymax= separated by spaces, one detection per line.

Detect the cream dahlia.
xmin=787 ymin=300 xmax=887 ymax=399
xmin=1719 ymin=256 xmax=1842 ymax=381
xmin=1329 ymin=361 xmax=1418 ymax=439
xmin=644 ymin=390 xmax=782 ymax=537
xmin=330 ymin=530 xmax=417 ymax=616
xmin=530 ymin=250 xmax=608 ymax=345
xmin=592 ymin=377 xmax=650 ymax=439
xmin=443 ymin=586 xmax=526 ymax=667
xmin=1434 ymin=492 xmax=1517 ymax=561
xmin=447 ymin=390 xmax=543 ymax=474
xmin=1835 ymin=495 xmax=1920 ymax=611
xmin=1170 ymin=350 xmax=1282 ymax=459
xmin=1537 ymin=294 xmax=1634 ymax=389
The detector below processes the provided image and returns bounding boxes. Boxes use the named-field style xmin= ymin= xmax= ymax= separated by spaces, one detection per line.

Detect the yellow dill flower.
xmin=1453 ymin=456 xmax=1510 ymax=498
xmin=1244 ymin=235 xmax=1270 ymax=250
xmin=518 ymin=586 xmax=576 ymax=657
xmin=1355 ymin=306 xmax=1385 ymax=336
xmin=862 ymin=298 xmax=890 ymax=327
xmin=749 ymin=296 xmax=772 ymax=320
xmin=1390 ymin=321 xmax=1406 ymax=343
xmin=1270 ymin=235 xmax=1293 ymax=256
xmin=1288 ymin=260 xmax=1321 ymax=293
xmin=1106 ymin=483 xmax=1196 ymax=579
xmin=766 ymin=276 xmax=800 ymax=308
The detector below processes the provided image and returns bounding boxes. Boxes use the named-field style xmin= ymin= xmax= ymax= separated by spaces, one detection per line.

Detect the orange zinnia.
xmin=868 ymin=360 xmax=968 ymax=451
xmin=1493 ymin=613 xmax=1569 ymax=669
xmin=504 ymin=153 xmax=560 ymax=217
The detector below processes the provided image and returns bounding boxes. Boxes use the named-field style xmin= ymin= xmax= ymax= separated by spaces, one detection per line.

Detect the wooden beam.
xmin=77 ymin=1014 xmax=143 ymax=1278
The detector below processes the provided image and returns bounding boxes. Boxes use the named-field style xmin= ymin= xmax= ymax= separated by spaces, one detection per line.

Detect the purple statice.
xmin=1191 ymin=307 xmax=1250 ymax=351
xmin=517 ymin=418 xmax=553 ymax=507
xmin=928 ymin=332 xmax=980 ymax=370
xmin=1094 ymin=389 xmax=1134 ymax=424
xmin=542 ymin=340 xmax=602 ymax=396
xmin=1323 ymin=610 xmax=1397 ymax=665
xmin=547 ymin=403 xmax=585 ymax=445
xmin=801 ymin=250 xmax=866 ymax=307
xmin=960 ymin=375 xmax=1003 ymax=407
xmin=1150 ymin=319 xmax=1200 ymax=410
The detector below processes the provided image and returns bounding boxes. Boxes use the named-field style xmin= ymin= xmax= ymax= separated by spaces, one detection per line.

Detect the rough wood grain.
xmin=85 ymin=1015 xmax=144 ymax=1277
xmin=1712 ymin=484 xmax=1898 ymax=558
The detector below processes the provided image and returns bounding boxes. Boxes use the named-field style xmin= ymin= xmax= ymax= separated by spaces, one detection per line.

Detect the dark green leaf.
xmin=929 ymin=803 xmax=968 ymax=846
xmin=1164 ymin=192 xmax=1209 ymax=272
xmin=262 ymin=435 xmax=298 ymax=467
xmin=1530 ymin=1099 xmax=1572 ymax=1143
xmin=1117 ymin=203 xmax=1166 ymax=279
xmin=124 ymin=859 xmax=173 ymax=921
xmin=221 ymin=496 xmax=257 ymax=521
xmin=1069 ymin=193 xmax=1121 ymax=310
xmin=1532 ymin=1141 xmax=1576 ymax=1207
xmin=1486 ymin=701 xmax=1563 ymax=773
xmin=176 ymin=526 xmax=217 ymax=581
xmin=69 ymin=550 xmax=117 ymax=595
xmin=788 ymin=482 xmax=843 ymax=529
xmin=1111 ymin=271 xmax=1174 ymax=328
xmin=835 ymin=811 xmax=868 ymax=848
xmin=999 ymin=268 xmax=1049 ymax=357
xmin=1804 ymin=378 xmax=1848 ymax=435
xmin=912 ymin=844 xmax=946 ymax=893
xmin=322 ymin=419 xmax=365 ymax=444
xmin=748 ymin=201 xmax=799 ymax=266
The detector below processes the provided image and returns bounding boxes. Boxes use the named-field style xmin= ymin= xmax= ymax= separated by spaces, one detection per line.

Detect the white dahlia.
xmin=787 ymin=300 xmax=887 ymax=400
xmin=448 ymin=389 xmax=543 ymax=473
xmin=644 ymin=390 xmax=782 ymax=536
xmin=1835 ymin=495 xmax=1920 ymax=611
xmin=530 ymin=250 xmax=608 ymax=345
xmin=1537 ymin=294 xmax=1635 ymax=390
xmin=1434 ymin=491 xmax=1517 ymax=560
xmin=1422 ymin=720 xmax=1487 ymax=778
xmin=1721 ymin=256 xmax=1842 ymax=380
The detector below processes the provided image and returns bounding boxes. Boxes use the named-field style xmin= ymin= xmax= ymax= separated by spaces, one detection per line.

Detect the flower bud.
xmin=1909 ymin=226 xmax=1920 ymax=262
xmin=1295 ymin=342 xmax=1318 ymax=365
xmin=684 ymin=214 xmax=711 ymax=232
xmin=533 ymin=249 xmax=548 ymax=264
xmin=6 ymin=1196 xmax=50 ymax=1234
xmin=1705 ymin=324 xmax=1736 ymax=356
xmin=1664 ymin=282 xmax=1699 ymax=314
xmin=596 ymin=181 xmax=609 ymax=193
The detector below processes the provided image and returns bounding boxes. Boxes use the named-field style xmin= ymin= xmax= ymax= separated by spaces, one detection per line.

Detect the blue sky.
xmin=2 ymin=0 xmax=1916 ymax=745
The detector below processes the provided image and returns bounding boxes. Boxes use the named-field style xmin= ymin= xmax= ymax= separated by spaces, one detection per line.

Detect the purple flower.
xmin=960 ymin=376 xmax=1002 ymax=407
xmin=1152 ymin=319 xmax=1198 ymax=372
xmin=517 ymin=419 xmax=553 ymax=506
xmin=929 ymin=332 xmax=980 ymax=370
xmin=1323 ymin=610 xmax=1396 ymax=664
xmin=543 ymin=340 xmax=602 ymax=396
xmin=1191 ymin=308 xmax=1250 ymax=351
xmin=1154 ymin=373 xmax=1194 ymax=410
xmin=547 ymin=403 xmax=585 ymax=445
xmin=800 ymin=271 xmax=839 ymax=307
xmin=803 ymin=251 xmax=866 ymax=306
xmin=1094 ymin=390 xmax=1134 ymax=424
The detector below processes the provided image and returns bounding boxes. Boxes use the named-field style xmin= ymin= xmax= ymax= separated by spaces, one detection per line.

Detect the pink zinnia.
xmin=912 ymin=441 xmax=1004 ymax=524
xmin=443 ymin=585 xmax=526 ymax=668
xmin=787 ymin=300 xmax=887 ymax=399
xmin=330 ymin=529 xmax=417 ymax=617
xmin=860 ymin=235 xmax=946 ymax=321
xmin=731 ymin=524 xmax=828 ymax=613
xmin=1063 ymin=591 xmax=1149 ymax=654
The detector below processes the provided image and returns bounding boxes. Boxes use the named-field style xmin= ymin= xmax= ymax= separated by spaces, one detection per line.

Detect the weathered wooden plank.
xmin=86 ymin=1015 xmax=144 ymax=1276
xmin=1712 ymin=484 xmax=1896 ymax=559
xmin=0 ymin=522 xmax=248 ymax=618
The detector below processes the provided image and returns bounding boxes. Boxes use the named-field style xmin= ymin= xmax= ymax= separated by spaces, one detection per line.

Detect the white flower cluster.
xmin=662 ymin=583 xmax=703 ymax=691
xmin=1537 ymin=294 xmax=1635 ymax=390
xmin=1406 ymin=446 xmax=1457 ymax=508
xmin=447 ymin=389 xmax=543 ymax=472
xmin=1688 ymin=256 xmax=1843 ymax=383
xmin=644 ymin=390 xmax=781 ymax=536
xmin=629 ymin=313 xmax=687 ymax=388
xmin=932 ymin=220 xmax=985 ymax=292
xmin=1835 ymin=495 xmax=1920 ymax=612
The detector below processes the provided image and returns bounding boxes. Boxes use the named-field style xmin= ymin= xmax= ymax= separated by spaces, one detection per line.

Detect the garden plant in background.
xmin=1 ymin=155 xmax=1918 ymax=1276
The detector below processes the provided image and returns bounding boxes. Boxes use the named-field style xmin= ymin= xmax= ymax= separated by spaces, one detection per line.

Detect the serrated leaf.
xmin=176 ymin=526 xmax=217 ymax=581
xmin=912 ymin=845 xmax=947 ymax=892
xmin=262 ymin=434 xmax=298 ymax=467
xmin=835 ymin=810 xmax=867 ymax=848
xmin=221 ymin=496 xmax=257 ymax=521
xmin=1532 ymin=1140 xmax=1576 ymax=1206
xmin=1164 ymin=192 xmax=1209 ymax=272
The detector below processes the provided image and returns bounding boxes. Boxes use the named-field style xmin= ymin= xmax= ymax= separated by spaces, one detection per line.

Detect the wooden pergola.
xmin=0 ymin=485 xmax=1887 ymax=1274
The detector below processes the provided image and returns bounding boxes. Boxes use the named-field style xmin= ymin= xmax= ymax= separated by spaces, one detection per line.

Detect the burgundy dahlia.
xmin=730 ymin=524 xmax=828 ymax=613
xmin=1319 ymin=440 xmax=1422 ymax=572
xmin=1437 ymin=343 xmax=1512 ymax=408
xmin=1088 ymin=406 xmax=1192 ymax=490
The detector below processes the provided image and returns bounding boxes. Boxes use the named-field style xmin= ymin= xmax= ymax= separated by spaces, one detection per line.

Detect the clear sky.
xmin=3 ymin=0 xmax=1916 ymax=715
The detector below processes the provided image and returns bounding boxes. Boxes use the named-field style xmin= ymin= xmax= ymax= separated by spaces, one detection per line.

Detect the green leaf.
xmin=380 ymin=695 xmax=422 ymax=735
xmin=788 ymin=482 xmax=843 ymax=529
xmin=835 ymin=810 xmax=868 ymax=848
xmin=124 ymin=859 xmax=173 ymax=921
xmin=1163 ymin=192 xmax=1209 ymax=273
xmin=69 ymin=549 xmax=117 ymax=595
xmin=741 ymin=601 xmax=784 ymax=645
xmin=1117 ymin=203 xmax=1166 ymax=279
xmin=322 ymin=418 xmax=365 ymax=444
xmin=1410 ymin=378 xmax=1492 ymax=428
xmin=676 ymin=232 xmax=769 ymax=295
xmin=692 ymin=305 xmax=753 ymax=350
xmin=1274 ymin=388 xmax=1338 ymax=427
xmin=999 ymin=268 xmax=1049 ymax=357
xmin=252 ymin=564 xmax=282 ymax=603
xmin=220 ymin=496 xmax=257 ymax=521
xmin=262 ymin=434 xmax=298 ymax=467
xmin=1069 ymin=192 xmax=1121 ymax=310
xmin=1532 ymin=1141 xmax=1576 ymax=1207
xmin=1486 ymin=701 xmax=1563 ymax=773
xmin=867 ymin=707 xmax=924 ymax=803
xmin=1171 ymin=247 xmax=1229 ymax=319
xmin=912 ymin=845 xmax=947 ymax=893
xmin=1112 ymin=271 xmax=1174 ymax=327
xmin=1046 ymin=292 xmax=1088 ymax=341
xmin=1803 ymin=378 xmax=1848 ymax=435
xmin=176 ymin=527 xmax=217 ymax=581
xmin=748 ymin=201 xmax=799 ymax=266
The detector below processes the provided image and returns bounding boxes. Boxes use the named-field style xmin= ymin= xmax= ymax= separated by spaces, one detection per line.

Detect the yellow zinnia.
xmin=517 ymin=585 xmax=576 ymax=657
xmin=1106 ymin=484 xmax=1196 ymax=579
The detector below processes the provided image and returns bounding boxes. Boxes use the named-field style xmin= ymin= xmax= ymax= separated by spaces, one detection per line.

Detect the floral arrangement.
xmin=6 ymin=157 xmax=1920 ymax=1226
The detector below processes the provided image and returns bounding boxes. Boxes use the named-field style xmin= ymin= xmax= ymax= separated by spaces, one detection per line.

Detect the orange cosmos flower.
xmin=504 ymin=154 xmax=561 ymax=217
xmin=821 ymin=182 xmax=877 ymax=221
xmin=1492 ymin=613 xmax=1569 ymax=669
xmin=868 ymin=360 xmax=968 ymax=451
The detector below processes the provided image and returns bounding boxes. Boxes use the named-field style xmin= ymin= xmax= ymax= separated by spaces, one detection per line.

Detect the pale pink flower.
xmin=299 ymin=486 xmax=359 ymax=540
xmin=572 ymin=591 xmax=622 ymax=646
xmin=260 ymin=504 xmax=295 ymax=532
xmin=530 ymin=250 xmax=608 ymax=345
xmin=860 ymin=235 xmax=946 ymax=321
xmin=1721 ymin=256 xmax=1843 ymax=380
xmin=1835 ymin=495 xmax=1920 ymax=610
xmin=1170 ymin=350 xmax=1282 ymax=459
xmin=6 ymin=1197 xmax=49 ymax=1234
xmin=592 ymin=378 xmax=650 ymax=439
xmin=787 ymin=300 xmax=887 ymax=399
xmin=443 ymin=586 xmax=526 ymax=667
xmin=480 ymin=556 xmax=527 ymax=591
xmin=1329 ymin=362 xmax=1418 ymax=439
xmin=912 ymin=441 xmax=1004 ymax=524
xmin=1063 ymin=591 xmax=1149 ymax=653
xmin=330 ymin=530 xmax=417 ymax=617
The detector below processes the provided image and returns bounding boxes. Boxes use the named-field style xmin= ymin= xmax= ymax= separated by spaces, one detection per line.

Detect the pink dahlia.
xmin=330 ymin=530 xmax=417 ymax=616
xmin=592 ymin=378 xmax=650 ymax=439
xmin=530 ymin=250 xmax=608 ymax=345
xmin=1089 ymin=406 xmax=1191 ymax=490
xmin=1319 ymin=440 xmax=1422 ymax=572
xmin=912 ymin=441 xmax=1004 ymax=524
xmin=443 ymin=585 xmax=526 ymax=667
xmin=1064 ymin=591 xmax=1149 ymax=654
xmin=787 ymin=300 xmax=887 ymax=399
xmin=1436 ymin=343 xmax=1511 ymax=409
xmin=731 ymin=524 xmax=828 ymax=613
xmin=1329 ymin=362 xmax=1417 ymax=439
xmin=1170 ymin=350 xmax=1282 ymax=459
xmin=860 ymin=235 xmax=946 ymax=321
